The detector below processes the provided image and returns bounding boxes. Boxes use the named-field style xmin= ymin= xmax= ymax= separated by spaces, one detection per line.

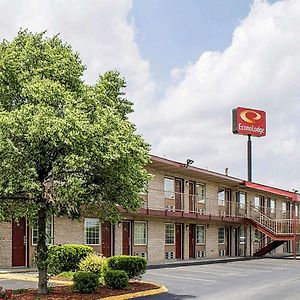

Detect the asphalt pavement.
xmin=138 ymin=257 xmax=300 ymax=300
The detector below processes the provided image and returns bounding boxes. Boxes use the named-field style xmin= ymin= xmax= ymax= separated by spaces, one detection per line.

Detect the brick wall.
xmin=0 ymin=222 xmax=12 ymax=268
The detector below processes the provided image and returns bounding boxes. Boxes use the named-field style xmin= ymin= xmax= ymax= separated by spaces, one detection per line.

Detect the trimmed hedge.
xmin=104 ymin=269 xmax=129 ymax=289
xmin=47 ymin=244 xmax=94 ymax=275
xmin=73 ymin=271 xmax=100 ymax=293
xmin=79 ymin=254 xmax=106 ymax=276
xmin=106 ymin=255 xmax=147 ymax=279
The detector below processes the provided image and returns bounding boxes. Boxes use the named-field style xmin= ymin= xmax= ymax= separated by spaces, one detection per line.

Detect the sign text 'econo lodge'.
xmin=232 ymin=107 xmax=266 ymax=137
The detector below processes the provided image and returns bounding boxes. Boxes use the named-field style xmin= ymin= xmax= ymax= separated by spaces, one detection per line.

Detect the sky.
xmin=0 ymin=0 xmax=299 ymax=190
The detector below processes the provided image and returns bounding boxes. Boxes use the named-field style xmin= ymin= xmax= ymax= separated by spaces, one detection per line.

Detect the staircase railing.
xmin=249 ymin=205 xmax=293 ymax=235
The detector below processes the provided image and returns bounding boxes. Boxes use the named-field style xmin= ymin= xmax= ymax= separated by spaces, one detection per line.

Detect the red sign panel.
xmin=232 ymin=107 xmax=266 ymax=137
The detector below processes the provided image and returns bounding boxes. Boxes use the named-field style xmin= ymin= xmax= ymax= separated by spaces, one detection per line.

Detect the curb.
xmin=147 ymin=256 xmax=263 ymax=269
xmin=101 ymin=282 xmax=168 ymax=300
xmin=0 ymin=275 xmax=168 ymax=299
xmin=0 ymin=273 xmax=72 ymax=286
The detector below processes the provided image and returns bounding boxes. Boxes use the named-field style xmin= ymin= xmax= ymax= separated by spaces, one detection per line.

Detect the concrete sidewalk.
xmin=0 ymin=267 xmax=37 ymax=274
xmin=147 ymin=256 xmax=262 ymax=269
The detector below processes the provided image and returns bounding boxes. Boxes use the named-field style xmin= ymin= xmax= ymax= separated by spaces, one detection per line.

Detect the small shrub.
xmin=47 ymin=244 xmax=94 ymax=275
xmin=0 ymin=286 xmax=13 ymax=299
xmin=104 ymin=270 xmax=129 ymax=289
xmin=79 ymin=254 xmax=106 ymax=276
xmin=57 ymin=271 xmax=75 ymax=280
xmin=107 ymin=255 xmax=147 ymax=279
xmin=73 ymin=271 xmax=100 ymax=293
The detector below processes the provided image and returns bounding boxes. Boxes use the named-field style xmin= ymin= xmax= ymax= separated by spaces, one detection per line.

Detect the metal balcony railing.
xmin=139 ymin=187 xmax=300 ymax=233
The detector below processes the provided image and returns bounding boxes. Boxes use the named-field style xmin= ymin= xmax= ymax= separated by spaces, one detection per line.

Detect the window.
xmin=84 ymin=218 xmax=100 ymax=245
xmin=32 ymin=217 xmax=53 ymax=245
xmin=238 ymin=192 xmax=246 ymax=209
xmin=218 ymin=189 xmax=225 ymax=206
xmin=282 ymin=202 xmax=287 ymax=213
xmin=164 ymin=177 xmax=175 ymax=199
xmin=165 ymin=224 xmax=175 ymax=244
xmin=218 ymin=227 xmax=225 ymax=244
xmin=239 ymin=227 xmax=245 ymax=244
xmin=254 ymin=229 xmax=260 ymax=243
xmin=134 ymin=222 xmax=147 ymax=245
xmin=196 ymin=225 xmax=205 ymax=244
xmin=254 ymin=196 xmax=260 ymax=209
xmin=196 ymin=183 xmax=206 ymax=204
xmin=270 ymin=198 xmax=275 ymax=214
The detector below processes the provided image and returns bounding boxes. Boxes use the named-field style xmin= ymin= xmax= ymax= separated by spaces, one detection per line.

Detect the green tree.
xmin=0 ymin=30 xmax=150 ymax=294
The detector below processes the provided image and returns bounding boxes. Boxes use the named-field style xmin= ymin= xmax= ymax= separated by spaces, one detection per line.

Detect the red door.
xmin=101 ymin=222 xmax=112 ymax=257
xmin=122 ymin=222 xmax=131 ymax=255
xmin=225 ymin=189 xmax=232 ymax=216
xmin=189 ymin=181 xmax=195 ymax=212
xmin=175 ymin=224 xmax=183 ymax=259
xmin=260 ymin=196 xmax=265 ymax=214
xmin=175 ymin=178 xmax=184 ymax=211
xmin=12 ymin=218 xmax=26 ymax=267
xmin=189 ymin=224 xmax=196 ymax=258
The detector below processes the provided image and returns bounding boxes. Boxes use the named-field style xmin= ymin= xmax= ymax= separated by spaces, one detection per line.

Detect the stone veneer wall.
xmin=0 ymin=222 xmax=12 ymax=268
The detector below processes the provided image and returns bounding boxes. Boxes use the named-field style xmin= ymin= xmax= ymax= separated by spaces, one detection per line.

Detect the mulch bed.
xmin=12 ymin=282 xmax=159 ymax=299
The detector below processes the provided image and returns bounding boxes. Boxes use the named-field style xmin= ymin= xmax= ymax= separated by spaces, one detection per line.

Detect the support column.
xmin=293 ymin=201 xmax=297 ymax=259
xmin=247 ymin=135 xmax=252 ymax=182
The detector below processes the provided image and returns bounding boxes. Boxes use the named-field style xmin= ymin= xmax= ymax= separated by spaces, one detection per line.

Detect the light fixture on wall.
xmin=185 ymin=224 xmax=189 ymax=230
xmin=185 ymin=159 xmax=194 ymax=168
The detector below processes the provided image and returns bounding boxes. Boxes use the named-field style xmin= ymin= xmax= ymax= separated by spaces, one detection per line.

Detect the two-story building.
xmin=0 ymin=155 xmax=299 ymax=268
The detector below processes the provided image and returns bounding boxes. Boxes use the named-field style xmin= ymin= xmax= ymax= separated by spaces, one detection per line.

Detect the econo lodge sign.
xmin=232 ymin=107 xmax=266 ymax=137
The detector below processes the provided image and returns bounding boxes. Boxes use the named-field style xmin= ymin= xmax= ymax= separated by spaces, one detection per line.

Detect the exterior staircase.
xmin=247 ymin=205 xmax=295 ymax=256
xmin=253 ymin=240 xmax=285 ymax=256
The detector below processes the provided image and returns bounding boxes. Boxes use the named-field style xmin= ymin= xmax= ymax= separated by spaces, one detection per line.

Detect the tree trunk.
xmin=37 ymin=206 xmax=48 ymax=294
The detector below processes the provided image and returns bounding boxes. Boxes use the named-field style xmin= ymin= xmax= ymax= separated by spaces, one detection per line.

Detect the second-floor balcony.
xmin=137 ymin=187 xmax=300 ymax=226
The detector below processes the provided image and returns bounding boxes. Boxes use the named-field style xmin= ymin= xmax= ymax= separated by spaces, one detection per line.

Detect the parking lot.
xmin=139 ymin=258 xmax=300 ymax=300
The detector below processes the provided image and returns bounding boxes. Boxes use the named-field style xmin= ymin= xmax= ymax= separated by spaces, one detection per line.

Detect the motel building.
xmin=0 ymin=154 xmax=300 ymax=268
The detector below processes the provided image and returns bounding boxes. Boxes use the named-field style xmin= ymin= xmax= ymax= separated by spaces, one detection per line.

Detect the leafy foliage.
xmin=106 ymin=255 xmax=147 ymax=279
xmin=0 ymin=29 xmax=150 ymax=293
xmin=47 ymin=244 xmax=94 ymax=275
xmin=73 ymin=271 xmax=100 ymax=293
xmin=104 ymin=270 xmax=129 ymax=289
xmin=79 ymin=253 xmax=106 ymax=276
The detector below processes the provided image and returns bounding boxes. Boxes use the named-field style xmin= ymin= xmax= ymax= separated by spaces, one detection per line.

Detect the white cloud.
xmin=0 ymin=0 xmax=156 ymax=119
xmin=145 ymin=0 xmax=300 ymax=190
xmin=1 ymin=0 xmax=300 ymax=190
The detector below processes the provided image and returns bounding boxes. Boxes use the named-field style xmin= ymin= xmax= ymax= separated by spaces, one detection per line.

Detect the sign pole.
xmin=247 ymin=135 xmax=252 ymax=182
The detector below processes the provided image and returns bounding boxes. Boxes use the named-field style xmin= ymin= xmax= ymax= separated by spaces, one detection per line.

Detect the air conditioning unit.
xmin=166 ymin=205 xmax=175 ymax=212
xmin=219 ymin=249 xmax=225 ymax=257
xmin=135 ymin=252 xmax=147 ymax=259
xmin=197 ymin=208 xmax=206 ymax=215
xmin=197 ymin=250 xmax=206 ymax=258
xmin=219 ymin=211 xmax=226 ymax=217
xmin=165 ymin=251 xmax=175 ymax=260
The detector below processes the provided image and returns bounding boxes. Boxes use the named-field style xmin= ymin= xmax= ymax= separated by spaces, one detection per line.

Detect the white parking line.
xmin=230 ymin=263 xmax=288 ymax=270
xmin=177 ymin=267 xmax=247 ymax=277
xmin=147 ymin=272 xmax=217 ymax=282
xmin=208 ymin=265 xmax=272 ymax=273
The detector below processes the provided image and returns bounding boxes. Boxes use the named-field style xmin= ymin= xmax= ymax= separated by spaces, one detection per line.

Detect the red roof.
xmin=150 ymin=154 xmax=299 ymax=201
xmin=244 ymin=181 xmax=299 ymax=201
